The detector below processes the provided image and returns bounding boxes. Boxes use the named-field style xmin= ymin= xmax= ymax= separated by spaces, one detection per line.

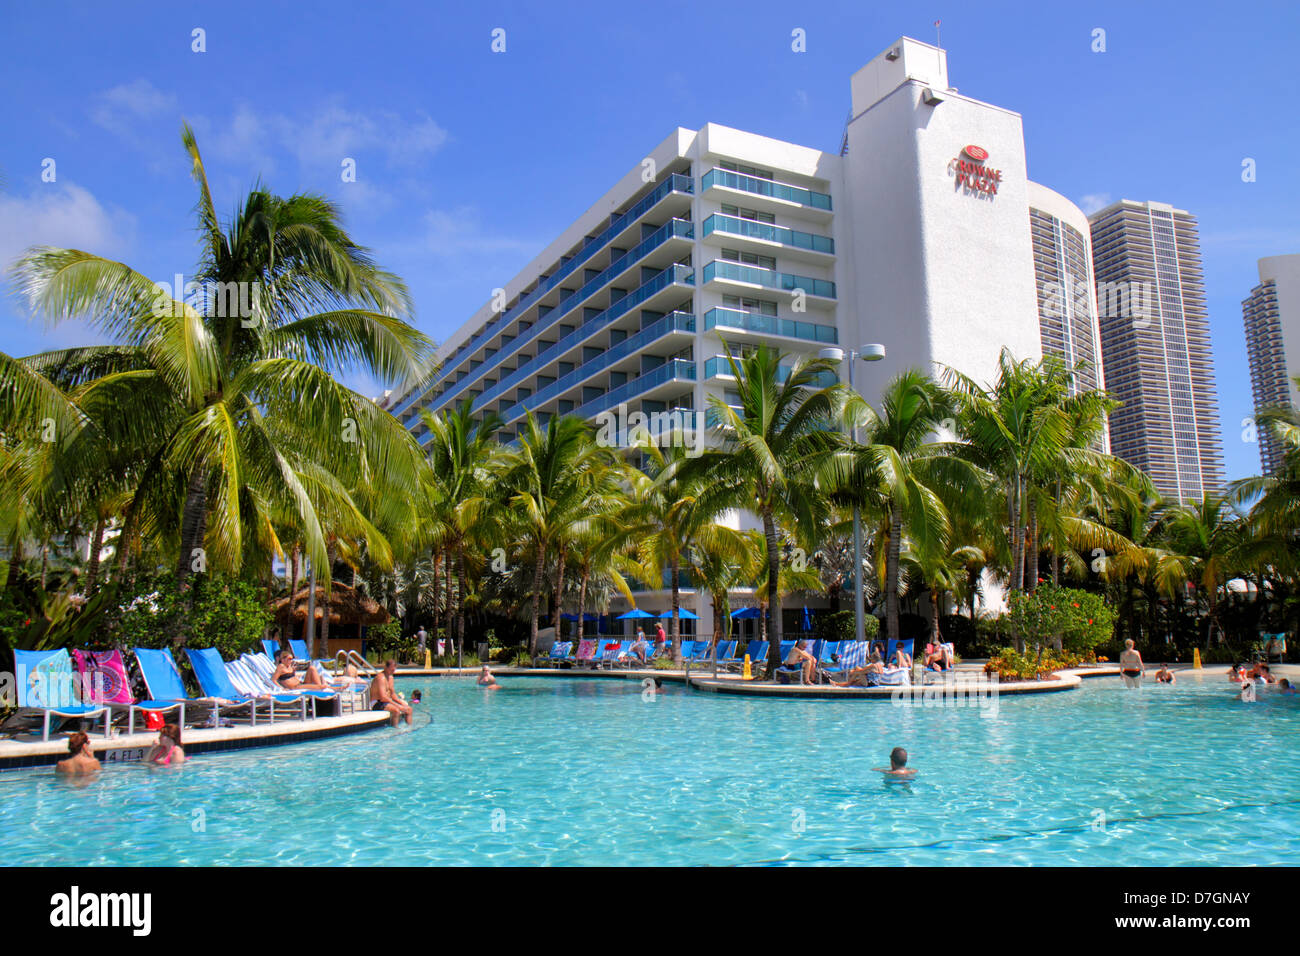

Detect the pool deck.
xmin=0 ymin=709 xmax=392 ymax=772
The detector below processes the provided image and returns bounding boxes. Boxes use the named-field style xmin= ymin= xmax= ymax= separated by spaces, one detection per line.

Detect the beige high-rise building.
xmin=1088 ymin=200 xmax=1224 ymax=502
xmin=1242 ymin=253 xmax=1300 ymax=475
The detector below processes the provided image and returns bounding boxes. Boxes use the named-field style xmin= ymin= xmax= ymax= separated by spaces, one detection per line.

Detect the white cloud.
xmin=422 ymin=207 xmax=541 ymax=259
xmin=202 ymin=103 xmax=448 ymax=177
xmin=1076 ymin=192 xmax=1111 ymax=215
xmin=0 ymin=183 xmax=135 ymax=276
xmin=90 ymin=79 xmax=178 ymax=137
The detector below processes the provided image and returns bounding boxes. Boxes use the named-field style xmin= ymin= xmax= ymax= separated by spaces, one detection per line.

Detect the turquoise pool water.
xmin=2 ymin=673 xmax=1298 ymax=866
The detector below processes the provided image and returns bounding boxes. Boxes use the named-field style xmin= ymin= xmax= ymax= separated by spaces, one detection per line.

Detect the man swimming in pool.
xmin=477 ymin=664 xmax=500 ymax=689
xmin=873 ymin=746 xmax=917 ymax=779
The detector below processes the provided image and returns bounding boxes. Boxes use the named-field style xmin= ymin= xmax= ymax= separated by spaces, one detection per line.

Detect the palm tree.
xmin=628 ymin=440 xmax=747 ymax=661
xmin=841 ymin=370 xmax=962 ymax=644
xmin=10 ymin=125 xmax=431 ymax=619
xmin=421 ymin=400 xmax=504 ymax=660
xmin=1164 ymin=494 xmax=1243 ymax=648
xmin=694 ymin=343 xmax=844 ymax=673
xmin=690 ymin=528 xmax=764 ymax=648
xmin=500 ymin=412 xmax=617 ymax=657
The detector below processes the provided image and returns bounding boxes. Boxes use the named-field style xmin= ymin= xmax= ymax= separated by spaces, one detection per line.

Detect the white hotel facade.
xmin=390 ymin=37 xmax=1104 ymax=633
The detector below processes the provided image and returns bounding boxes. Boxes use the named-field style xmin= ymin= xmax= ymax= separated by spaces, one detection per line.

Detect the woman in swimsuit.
xmin=146 ymin=723 xmax=186 ymax=765
xmin=829 ymin=652 xmax=886 ymax=688
xmin=55 ymin=732 xmax=101 ymax=776
xmin=1119 ymin=639 xmax=1144 ymax=688
xmin=272 ymin=650 xmax=333 ymax=691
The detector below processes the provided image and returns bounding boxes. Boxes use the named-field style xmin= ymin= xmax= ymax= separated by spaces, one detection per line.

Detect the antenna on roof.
xmin=934 ymin=19 xmax=941 ymax=48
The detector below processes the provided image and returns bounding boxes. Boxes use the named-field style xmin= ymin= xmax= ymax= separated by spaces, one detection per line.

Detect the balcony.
xmin=497 ymin=311 xmax=696 ymax=425
xmin=573 ymin=358 xmax=697 ymax=421
xmin=704 ymin=307 xmax=837 ymax=345
xmin=701 ymin=213 xmax=833 ymax=262
xmin=393 ymin=173 xmax=694 ymax=419
xmin=701 ymin=168 xmax=832 ymax=222
xmin=406 ymin=224 xmax=694 ymax=428
xmin=704 ymin=356 xmax=837 ymax=389
xmin=702 ymin=260 xmax=836 ymax=302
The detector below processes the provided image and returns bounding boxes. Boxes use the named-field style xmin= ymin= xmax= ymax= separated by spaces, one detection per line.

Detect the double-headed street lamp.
xmin=820 ymin=343 xmax=886 ymax=645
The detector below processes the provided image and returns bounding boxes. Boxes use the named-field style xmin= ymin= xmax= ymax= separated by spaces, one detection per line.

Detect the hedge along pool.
xmin=2 ymin=672 xmax=1297 ymax=866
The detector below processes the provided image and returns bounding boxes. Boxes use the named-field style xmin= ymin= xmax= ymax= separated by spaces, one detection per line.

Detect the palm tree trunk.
xmin=457 ymin=545 xmax=468 ymax=653
xmin=885 ymin=506 xmax=903 ymax=643
xmin=1051 ymin=477 xmax=1063 ymax=586
xmin=176 ymin=465 xmax=208 ymax=589
xmin=318 ymin=542 xmax=337 ymax=658
xmin=552 ymin=553 xmax=566 ymax=639
xmin=40 ymin=543 xmax=48 ymax=590
xmin=931 ymin=589 xmax=942 ymax=645
xmin=430 ymin=550 xmax=441 ymax=653
xmin=577 ymin=568 xmax=590 ymax=643
xmin=1026 ymin=494 xmax=1038 ymax=593
xmin=86 ymin=518 xmax=105 ymax=593
xmin=761 ymin=509 xmax=783 ymax=673
xmin=670 ymin=554 xmax=682 ymax=663
xmin=445 ymin=551 xmax=455 ymax=657
xmin=286 ymin=546 xmax=300 ymax=643
xmin=527 ymin=545 xmax=546 ymax=657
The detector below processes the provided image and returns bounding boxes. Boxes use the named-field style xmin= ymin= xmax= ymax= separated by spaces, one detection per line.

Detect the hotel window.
xmin=721 ymin=248 xmax=776 ymax=271
xmin=720 ymin=203 xmax=775 ymax=224
xmin=719 ymin=160 xmax=773 ymax=181
xmin=722 ymin=294 xmax=778 ymax=316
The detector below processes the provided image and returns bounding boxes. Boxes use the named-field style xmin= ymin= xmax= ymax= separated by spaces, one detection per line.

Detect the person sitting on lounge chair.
xmin=923 ymin=642 xmax=950 ymax=671
xmin=370 ymin=660 xmax=413 ymax=726
xmin=55 ymin=732 xmax=101 ymax=776
xmin=830 ymin=652 xmax=886 ymax=688
xmin=630 ymin=636 xmax=649 ymax=663
xmin=896 ymin=645 xmax=913 ymax=669
xmin=272 ymin=650 xmax=333 ymax=691
xmin=146 ymin=723 xmax=186 ymax=765
xmin=785 ymin=639 xmax=818 ymax=684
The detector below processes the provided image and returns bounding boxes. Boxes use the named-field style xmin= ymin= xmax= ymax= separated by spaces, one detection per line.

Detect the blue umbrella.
xmin=617 ymin=609 xmax=657 ymax=620
xmin=803 ymin=606 xmax=813 ymax=631
xmin=669 ymin=608 xmax=699 ymax=620
xmin=731 ymin=607 xmax=761 ymax=619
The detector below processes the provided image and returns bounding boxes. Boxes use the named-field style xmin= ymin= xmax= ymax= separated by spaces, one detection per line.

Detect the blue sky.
xmin=2 ymin=0 xmax=1298 ymax=482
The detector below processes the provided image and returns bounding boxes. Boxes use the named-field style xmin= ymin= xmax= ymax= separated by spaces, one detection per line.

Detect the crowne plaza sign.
xmin=949 ymin=144 xmax=1003 ymax=196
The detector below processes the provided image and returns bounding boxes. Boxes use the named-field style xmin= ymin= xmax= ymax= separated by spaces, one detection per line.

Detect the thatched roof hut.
xmin=272 ymin=582 xmax=390 ymax=633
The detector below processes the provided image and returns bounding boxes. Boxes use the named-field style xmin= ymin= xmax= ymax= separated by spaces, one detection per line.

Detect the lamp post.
xmin=820 ymin=344 xmax=886 ymax=645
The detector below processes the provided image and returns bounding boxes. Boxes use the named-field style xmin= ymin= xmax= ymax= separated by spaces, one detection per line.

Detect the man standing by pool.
xmin=370 ymin=659 xmax=413 ymax=727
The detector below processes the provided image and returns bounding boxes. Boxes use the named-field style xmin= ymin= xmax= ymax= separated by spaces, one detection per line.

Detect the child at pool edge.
xmin=874 ymin=746 xmax=916 ymax=780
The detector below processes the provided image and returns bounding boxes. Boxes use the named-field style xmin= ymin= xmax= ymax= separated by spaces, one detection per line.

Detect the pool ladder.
xmin=324 ymin=650 xmax=378 ymax=713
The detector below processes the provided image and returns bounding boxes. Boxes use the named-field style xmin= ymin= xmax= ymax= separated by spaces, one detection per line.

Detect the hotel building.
xmin=1242 ymin=253 xmax=1300 ymax=474
xmin=1087 ymin=200 xmax=1224 ymax=502
xmin=391 ymin=37 xmax=1103 ymax=629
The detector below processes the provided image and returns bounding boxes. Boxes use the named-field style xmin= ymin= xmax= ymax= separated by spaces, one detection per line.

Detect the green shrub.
xmin=113 ymin=572 xmax=270 ymax=659
xmin=1007 ymin=583 xmax=1115 ymax=653
xmin=983 ymin=646 xmax=1085 ymax=682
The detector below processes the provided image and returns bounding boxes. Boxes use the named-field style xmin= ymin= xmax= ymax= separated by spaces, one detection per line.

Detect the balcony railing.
xmin=704 ymin=307 xmax=837 ymax=344
xmin=701 ymin=168 xmax=831 ymax=210
xmin=392 ymin=173 xmax=694 ymax=419
xmin=573 ymin=358 xmax=697 ymax=421
xmin=702 ymin=214 xmax=833 ymax=254
xmin=405 ymin=222 xmax=694 ymax=427
xmin=498 ymin=311 xmax=696 ymax=423
xmin=704 ymin=356 xmax=838 ymax=388
xmin=702 ymin=260 xmax=836 ymax=299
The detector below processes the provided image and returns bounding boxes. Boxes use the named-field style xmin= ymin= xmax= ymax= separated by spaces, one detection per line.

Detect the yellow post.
xmin=1193 ymin=647 xmax=1202 ymax=669
xmin=742 ymin=655 xmax=752 ymax=680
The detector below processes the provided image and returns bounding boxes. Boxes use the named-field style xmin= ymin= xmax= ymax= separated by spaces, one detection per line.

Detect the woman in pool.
xmin=1119 ymin=639 xmax=1145 ymax=688
xmin=146 ymin=723 xmax=186 ymax=765
xmin=1228 ymin=664 xmax=1243 ymax=683
xmin=55 ymin=732 xmax=101 ymax=776
xmin=272 ymin=649 xmax=333 ymax=691
xmin=1154 ymin=664 xmax=1175 ymax=685
xmin=477 ymin=664 xmax=500 ymax=689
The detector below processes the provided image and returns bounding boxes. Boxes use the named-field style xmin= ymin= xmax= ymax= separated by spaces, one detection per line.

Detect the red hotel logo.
xmin=952 ymin=144 xmax=1002 ymax=196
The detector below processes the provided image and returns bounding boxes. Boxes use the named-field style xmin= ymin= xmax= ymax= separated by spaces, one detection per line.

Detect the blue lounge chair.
xmin=13 ymin=649 xmax=111 ymax=741
xmin=289 ymin=639 xmax=311 ymax=662
xmin=181 ymin=647 xmax=282 ymax=725
xmin=824 ymin=640 xmax=869 ymax=677
xmin=820 ymin=641 xmax=841 ymax=663
xmin=714 ymin=641 xmax=738 ymax=665
xmin=546 ymin=642 xmax=574 ymax=666
xmin=261 ymin=639 xmax=282 ymax=660
xmin=728 ymin=640 xmax=768 ymax=673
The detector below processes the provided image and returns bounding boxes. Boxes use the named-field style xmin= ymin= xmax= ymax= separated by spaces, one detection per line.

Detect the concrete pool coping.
xmin=0 ymin=709 xmax=392 ymax=772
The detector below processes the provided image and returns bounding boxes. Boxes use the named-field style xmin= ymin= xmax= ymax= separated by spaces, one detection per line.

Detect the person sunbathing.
xmin=785 ymin=639 xmax=818 ymax=684
xmin=830 ymin=652 xmax=886 ymax=687
xmin=272 ymin=650 xmax=333 ymax=691
xmin=55 ymin=732 xmax=101 ymax=776
xmin=923 ymin=642 xmax=951 ymax=671
xmin=874 ymin=746 xmax=917 ymax=780
xmin=370 ymin=659 xmax=413 ymax=726
xmin=146 ymin=723 xmax=186 ymax=765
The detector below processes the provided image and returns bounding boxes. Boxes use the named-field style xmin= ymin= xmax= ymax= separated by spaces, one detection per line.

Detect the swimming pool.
xmin=2 ymin=673 xmax=1297 ymax=866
